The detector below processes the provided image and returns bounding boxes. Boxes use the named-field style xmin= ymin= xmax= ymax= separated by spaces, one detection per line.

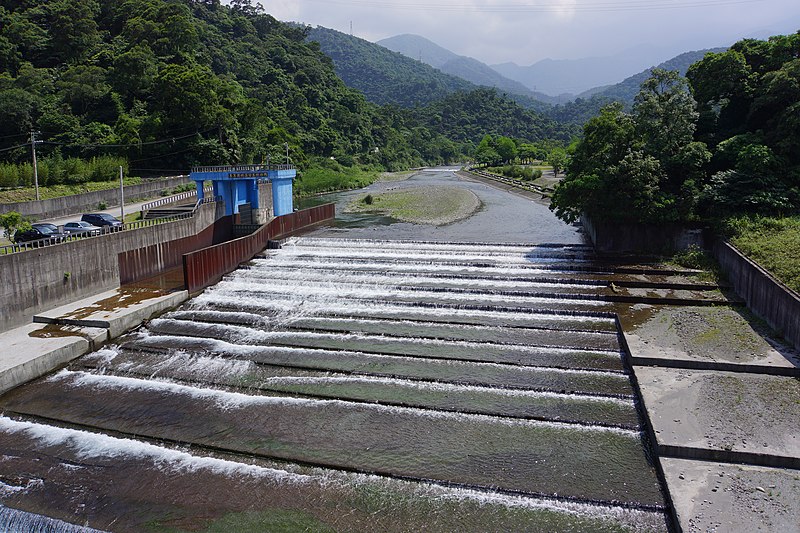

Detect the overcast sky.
xmin=262 ymin=0 xmax=800 ymax=66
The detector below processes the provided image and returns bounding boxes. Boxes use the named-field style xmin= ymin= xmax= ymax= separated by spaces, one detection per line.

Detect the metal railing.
xmin=0 ymin=196 xmax=222 ymax=256
xmin=191 ymin=164 xmax=295 ymax=173
xmin=140 ymin=186 xmax=213 ymax=212
xmin=463 ymin=167 xmax=552 ymax=195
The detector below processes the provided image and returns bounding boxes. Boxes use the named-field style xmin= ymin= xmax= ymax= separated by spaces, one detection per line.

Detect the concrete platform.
xmin=636 ymin=366 xmax=800 ymax=468
xmin=0 ymin=287 xmax=188 ymax=395
xmin=661 ymin=457 xmax=800 ymax=532
xmin=0 ymin=323 xmax=107 ymax=395
xmin=34 ymin=287 xmax=188 ymax=339
xmin=622 ymin=305 xmax=800 ymax=376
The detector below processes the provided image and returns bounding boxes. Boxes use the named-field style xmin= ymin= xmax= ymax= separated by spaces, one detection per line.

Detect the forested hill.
xmin=1 ymin=0 xmax=419 ymax=171
xmin=414 ymin=88 xmax=578 ymax=144
xmin=0 ymin=0 xmax=576 ymax=179
xmin=306 ymin=26 xmax=474 ymax=107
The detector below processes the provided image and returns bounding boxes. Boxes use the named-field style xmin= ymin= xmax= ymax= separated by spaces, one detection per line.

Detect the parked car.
xmin=13 ymin=223 xmax=67 ymax=244
xmin=63 ymin=221 xmax=102 ymax=236
xmin=81 ymin=213 xmax=123 ymax=232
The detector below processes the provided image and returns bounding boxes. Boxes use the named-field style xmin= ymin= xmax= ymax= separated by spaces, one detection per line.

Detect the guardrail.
xmin=192 ymin=164 xmax=295 ymax=173
xmin=183 ymin=203 xmax=335 ymax=293
xmin=140 ymin=186 xmax=213 ymax=212
xmin=0 ymin=196 xmax=222 ymax=256
xmin=463 ymin=167 xmax=552 ymax=195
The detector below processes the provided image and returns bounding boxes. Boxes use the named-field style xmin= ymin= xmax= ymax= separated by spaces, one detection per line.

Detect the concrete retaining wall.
xmin=713 ymin=240 xmax=800 ymax=350
xmin=582 ymin=214 xmax=708 ymax=254
xmin=0 ymin=202 xmax=220 ymax=333
xmin=0 ymin=176 xmax=190 ymax=220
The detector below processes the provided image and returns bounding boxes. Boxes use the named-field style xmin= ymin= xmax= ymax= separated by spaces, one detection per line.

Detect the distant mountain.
xmin=377 ymin=33 xmax=561 ymax=105
xmin=582 ymin=48 xmax=726 ymax=103
xmin=491 ymin=46 xmax=673 ymax=97
xmin=546 ymin=48 xmax=727 ymax=126
xmin=306 ymin=27 xmax=473 ymax=107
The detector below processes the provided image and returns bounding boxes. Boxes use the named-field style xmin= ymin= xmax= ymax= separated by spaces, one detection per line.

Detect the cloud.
xmin=552 ymin=0 xmax=578 ymax=20
xmin=242 ymin=0 xmax=800 ymax=65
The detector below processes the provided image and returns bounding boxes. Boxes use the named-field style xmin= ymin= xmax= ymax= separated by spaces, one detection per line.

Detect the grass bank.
xmin=723 ymin=216 xmax=800 ymax=293
xmin=348 ymin=186 xmax=481 ymax=225
xmin=294 ymin=166 xmax=381 ymax=197
xmin=0 ymin=177 xmax=144 ymax=203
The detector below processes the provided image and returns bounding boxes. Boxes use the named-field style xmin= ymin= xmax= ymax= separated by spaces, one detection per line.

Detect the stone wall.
xmin=0 ymin=202 xmax=220 ymax=333
xmin=0 ymin=176 xmax=191 ymax=220
xmin=714 ymin=240 xmax=800 ymax=350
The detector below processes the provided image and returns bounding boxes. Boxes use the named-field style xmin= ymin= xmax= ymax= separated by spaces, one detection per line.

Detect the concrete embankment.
xmin=0 ymin=287 xmax=188 ymax=395
xmin=621 ymin=304 xmax=800 ymax=532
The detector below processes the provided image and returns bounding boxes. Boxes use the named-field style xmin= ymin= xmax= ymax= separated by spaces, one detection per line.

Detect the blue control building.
xmin=190 ymin=164 xmax=296 ymax=218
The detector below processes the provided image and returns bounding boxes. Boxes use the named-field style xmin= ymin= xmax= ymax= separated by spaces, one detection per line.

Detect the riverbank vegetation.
xmin=294 ymin=161 xmax=381 ymax=197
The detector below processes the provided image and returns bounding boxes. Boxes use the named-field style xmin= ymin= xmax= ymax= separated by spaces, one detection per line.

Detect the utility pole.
xmin=119 ymin=166 xmax=125 ymax=221
xmin=350 ymin=21 xmax=353 ymax=36
xmin=30 ymin=131 xmax=42 ymax=201
xmin=285 ymin=142 xmax=289 ymax=165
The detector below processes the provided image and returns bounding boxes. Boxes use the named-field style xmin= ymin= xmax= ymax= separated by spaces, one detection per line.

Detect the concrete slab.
xmin=635 ymin=366 xmax=800 ymax=468
xmin=622 ymin=305 xmax=800 ymax=375
xmin=661 ymin=457 xmax=800 ymax=533
xmin=0 ymin=323 xmax=107 ymax=395
xmin=34 ymin=287 xmax=188 ymax=339
xmin=1 ymin=287 xmax=188 ymax=395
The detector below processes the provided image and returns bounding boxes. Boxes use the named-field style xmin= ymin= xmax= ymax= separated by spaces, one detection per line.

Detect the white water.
xmin=0 ymin=505 xmax=107 ymax=533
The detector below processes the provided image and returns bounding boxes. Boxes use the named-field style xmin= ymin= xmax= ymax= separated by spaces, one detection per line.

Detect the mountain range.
xmin=376 ymin=34 xmax=562 ymax=105
xmin=307 ymin=26 xmax=727 ymax=123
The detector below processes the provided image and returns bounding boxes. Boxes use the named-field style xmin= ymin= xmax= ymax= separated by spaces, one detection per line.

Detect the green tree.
xmin=474 ymin=134 xmax=500 ymax=166
xmin=495 ymin=136 xmax=517 ymax=163
xmin=548 ymin=147 xmax=568 ymax=178
xmin=0 ymin=211 xmax=31 ymax=241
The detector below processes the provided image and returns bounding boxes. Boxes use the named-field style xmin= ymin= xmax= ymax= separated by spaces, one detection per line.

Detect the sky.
xmin=261 ymin=0 xmax=800 ymax=66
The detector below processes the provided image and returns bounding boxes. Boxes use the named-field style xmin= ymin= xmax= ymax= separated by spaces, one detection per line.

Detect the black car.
xmin=81 ymin=213 xmax=123 ymax=232
xmin=13 ymin=223 xmax=67 ymax=244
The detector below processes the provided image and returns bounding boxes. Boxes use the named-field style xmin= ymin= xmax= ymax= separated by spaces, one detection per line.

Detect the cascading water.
xmin=0 ymin=238 xmax=674 ymax=531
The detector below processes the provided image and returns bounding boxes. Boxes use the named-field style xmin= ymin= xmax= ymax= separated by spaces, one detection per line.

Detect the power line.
xmin=0 ymin=143 xmax=30 ymax=154
xmin=39 ymin=128 xmax=217 ymax=149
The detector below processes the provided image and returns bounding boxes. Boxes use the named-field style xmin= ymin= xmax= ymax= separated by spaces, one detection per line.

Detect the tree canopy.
xmin=551 ymin=32 xmax=800 ymax=224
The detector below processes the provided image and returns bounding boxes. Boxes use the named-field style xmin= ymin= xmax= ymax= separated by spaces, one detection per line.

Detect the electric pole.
xmin=30 ymin=131 xmax=42 ymax=201
xmin=285 ymin=142 xmax=289 ymax=165
xmin=119 ymin=166 xmax=125 ymax=221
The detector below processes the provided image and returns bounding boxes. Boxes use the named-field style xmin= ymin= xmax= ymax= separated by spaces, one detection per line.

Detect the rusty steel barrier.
xmin=182 ymin=203 xmax=335 ymax=293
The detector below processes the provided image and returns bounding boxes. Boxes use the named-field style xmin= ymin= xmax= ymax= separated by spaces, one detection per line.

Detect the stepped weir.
xmin=0 ymin=236 xmax=732 ymax=531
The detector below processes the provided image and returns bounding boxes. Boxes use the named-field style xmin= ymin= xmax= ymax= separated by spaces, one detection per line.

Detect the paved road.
xmin=42 ymin=197 xmax=162 ymax=228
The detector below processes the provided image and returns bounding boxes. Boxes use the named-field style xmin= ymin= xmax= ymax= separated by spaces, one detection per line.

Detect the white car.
xmin=63 ymin=221 xmax=102 ymax=236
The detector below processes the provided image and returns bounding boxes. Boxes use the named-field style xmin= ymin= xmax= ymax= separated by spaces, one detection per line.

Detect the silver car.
xmin=63 ymin=221 xmax=102 ymax=236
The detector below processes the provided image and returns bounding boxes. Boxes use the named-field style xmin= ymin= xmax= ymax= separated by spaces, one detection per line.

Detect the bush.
xmin=90 ymin=156 xmax=127 ymax=182
xmin=0 ymin=163 xmax=19 ymax=188
xmin=63 ymin=158 xmax=90 ymax=184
